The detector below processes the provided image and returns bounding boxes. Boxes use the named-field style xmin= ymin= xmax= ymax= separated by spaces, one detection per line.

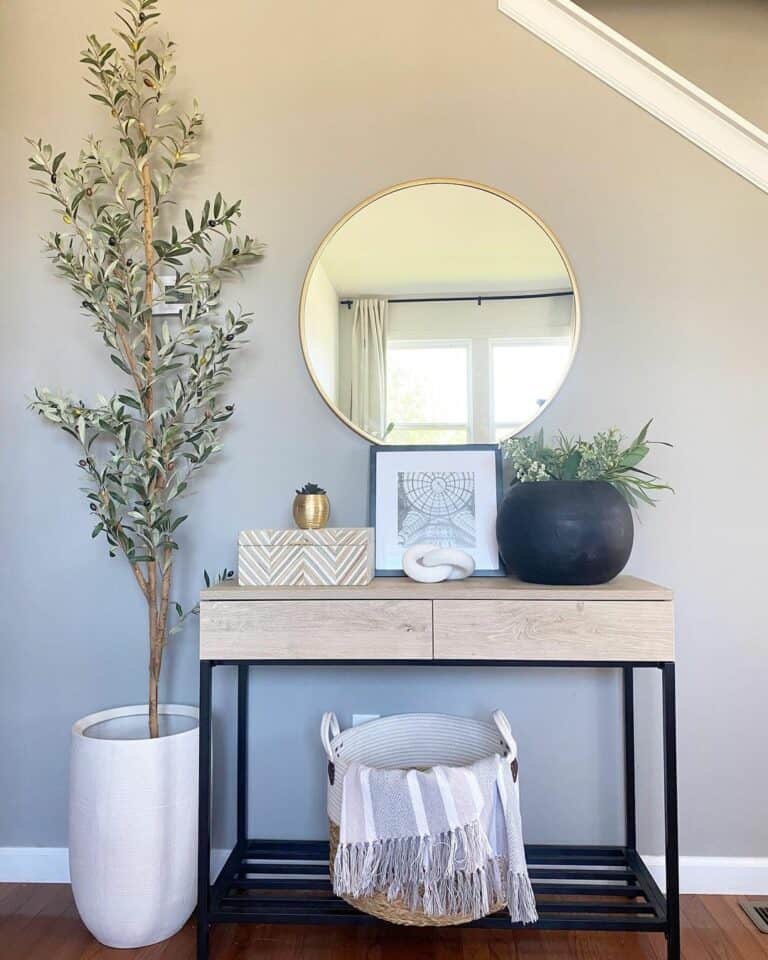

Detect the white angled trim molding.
xmin=498 ymin=0 xmax=768 ymax=194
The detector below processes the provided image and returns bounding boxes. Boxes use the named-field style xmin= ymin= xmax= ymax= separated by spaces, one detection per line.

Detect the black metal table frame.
xmin=197 ymin=659 xmax=679 ymax=960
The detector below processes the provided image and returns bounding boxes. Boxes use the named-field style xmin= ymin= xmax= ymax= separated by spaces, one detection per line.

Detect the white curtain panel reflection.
xmin=339 ymin=297 xmax=388 ymax=438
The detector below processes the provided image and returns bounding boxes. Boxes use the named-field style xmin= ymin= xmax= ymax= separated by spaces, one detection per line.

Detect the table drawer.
xmin=200 ymin=600 xmax=433 ymax=660
xmin=433 ymin=600 xmax=674 ymax=662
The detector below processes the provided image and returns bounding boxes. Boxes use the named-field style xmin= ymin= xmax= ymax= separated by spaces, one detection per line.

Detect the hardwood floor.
xmin=1 ymin=885 xmax=767 ymax=959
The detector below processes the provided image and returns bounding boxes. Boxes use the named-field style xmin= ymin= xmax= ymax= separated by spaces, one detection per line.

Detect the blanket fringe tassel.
xmin=333 ymin=822 xmax=538 ymax=923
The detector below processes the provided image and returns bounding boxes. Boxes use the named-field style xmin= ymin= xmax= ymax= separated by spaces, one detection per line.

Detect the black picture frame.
xmin=368 ymin=444 xmax=505 ymax=577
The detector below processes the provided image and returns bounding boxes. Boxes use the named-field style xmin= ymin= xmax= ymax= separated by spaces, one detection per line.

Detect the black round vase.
xmin=496 ymin=480 xmax=634 ymax=585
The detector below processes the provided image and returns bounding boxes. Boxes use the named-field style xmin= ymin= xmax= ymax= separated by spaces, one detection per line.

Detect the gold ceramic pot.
xmin=293 ymin=493 xmax=330 ymax=529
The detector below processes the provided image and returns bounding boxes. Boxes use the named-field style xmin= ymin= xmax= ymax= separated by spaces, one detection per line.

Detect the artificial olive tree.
xmin=28 ymin=0 xmax=263 ymax=736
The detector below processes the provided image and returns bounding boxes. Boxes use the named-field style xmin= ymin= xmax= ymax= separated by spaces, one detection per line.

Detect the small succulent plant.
xmin=296 ymin=482 xmax=327 ymax=496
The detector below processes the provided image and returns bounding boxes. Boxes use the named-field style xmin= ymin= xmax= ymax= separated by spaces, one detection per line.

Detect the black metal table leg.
xmin=662 ymin=663 xmax=680 ymax=960
xmin=197 ymin=660 xmax=213 ymax=960
xmin=623 ymin=666 xmax=636 ymax=852
xmin=237 ymin=665 xmax=249 ymax=847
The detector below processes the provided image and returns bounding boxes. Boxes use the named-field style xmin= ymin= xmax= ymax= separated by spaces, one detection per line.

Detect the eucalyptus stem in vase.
xmin=27 ymin=0 xmax=264 ymax=738
xmin=501 ymin=420 xmax=672 ymax=508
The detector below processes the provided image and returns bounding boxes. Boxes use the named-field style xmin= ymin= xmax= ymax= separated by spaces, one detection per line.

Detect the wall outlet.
xmin=352 ymin=713 xmax=379 ymax=726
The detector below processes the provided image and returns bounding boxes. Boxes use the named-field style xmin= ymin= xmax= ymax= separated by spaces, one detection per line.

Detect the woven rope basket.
xmin=320 ymin=711 xmax=517 ymax=926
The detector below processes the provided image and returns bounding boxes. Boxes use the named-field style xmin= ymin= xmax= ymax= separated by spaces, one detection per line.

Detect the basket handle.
xmin=320 ymin=711 xmax=340 ymax=762
xmin=492 ymin=709 xmax=517 ymax=759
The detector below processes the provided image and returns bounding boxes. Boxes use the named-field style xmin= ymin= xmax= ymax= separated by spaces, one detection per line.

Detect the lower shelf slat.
xmin=209 ymin=839 xmax=667 ymax=933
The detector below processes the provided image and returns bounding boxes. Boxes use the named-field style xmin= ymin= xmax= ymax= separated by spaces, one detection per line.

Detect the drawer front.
xmin=200 ymin=600 xmax=433 ymax=660
xmin=434 ymin=600 xmax=674 ymax=662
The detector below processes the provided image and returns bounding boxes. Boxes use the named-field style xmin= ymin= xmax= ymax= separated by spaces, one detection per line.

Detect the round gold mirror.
xmin=300 ymin=179 xmax=580 ymax=445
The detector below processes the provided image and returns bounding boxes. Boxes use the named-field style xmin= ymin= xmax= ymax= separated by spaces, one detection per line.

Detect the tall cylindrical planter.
xmin=496 ymin=480 xmax=634 ymax=585
xmin=69 ymin=704 xmax=199 ymax=948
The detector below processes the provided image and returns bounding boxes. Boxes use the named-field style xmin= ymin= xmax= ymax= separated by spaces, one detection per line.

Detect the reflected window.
xmin=492 ymin=340 xmax=571 ymax=441
xmin=386 ymin=341 xmax=470 ymax=444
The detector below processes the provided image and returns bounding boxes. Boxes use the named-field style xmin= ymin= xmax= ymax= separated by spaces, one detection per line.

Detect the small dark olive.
xmin=81 ymin=300 xmax=92 ymax=310
xmin=108 ymin=236 xmax=116 ymax=246
xmin=225 ymin=334 xmax=234 ymax=342
xmin=232 ymin=248 xmax=240 ymax=256
xmin=78 ymin=459 xmax=87 ymax=467
xmin=50 ymin=174 xmax=57 ymax=184
xmin=225 ymin=404 xmax=234 ymax=412
xmin=227 ymin=570 xmax=234 ymax=579
xmin=126 ymin=258 xmax=133 ymax=267
xmin=89 ymin=503 xmax=97 ymax=511
xmin=208 ymin=219 xmax=216 ymax=227
xmin=86 ymin=187 xmax=93 ymax=197
xmin=139 ymin=11 xmax=146 ymax=21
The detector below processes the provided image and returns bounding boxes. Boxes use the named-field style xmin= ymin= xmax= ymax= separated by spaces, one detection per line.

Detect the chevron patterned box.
xmin=238 ymin=527 xmax=375 ymax=587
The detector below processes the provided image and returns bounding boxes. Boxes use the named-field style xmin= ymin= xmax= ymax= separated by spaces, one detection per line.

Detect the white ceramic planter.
xmin=69 ymin=704 xmax=199 ymax=948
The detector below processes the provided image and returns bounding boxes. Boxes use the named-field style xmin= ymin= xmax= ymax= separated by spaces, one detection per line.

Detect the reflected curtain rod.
xmin=339 ymin=291 xmax=573 ymax=308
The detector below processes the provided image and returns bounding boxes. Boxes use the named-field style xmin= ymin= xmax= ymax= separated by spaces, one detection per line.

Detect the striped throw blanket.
xmin=333 ymin=751 xmax=538 ymax=923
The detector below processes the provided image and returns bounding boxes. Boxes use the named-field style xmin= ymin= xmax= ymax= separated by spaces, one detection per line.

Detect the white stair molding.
xmin=498 ymin=0 xmax=768 ymax=194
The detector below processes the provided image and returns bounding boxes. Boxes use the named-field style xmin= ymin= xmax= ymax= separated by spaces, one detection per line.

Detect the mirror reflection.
xmin=301 ymin=180 xmax=578 ymax=444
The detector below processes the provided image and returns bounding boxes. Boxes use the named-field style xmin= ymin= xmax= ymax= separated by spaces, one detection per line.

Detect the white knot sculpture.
xmin=402 ymin=543 xmax=476 ymax=583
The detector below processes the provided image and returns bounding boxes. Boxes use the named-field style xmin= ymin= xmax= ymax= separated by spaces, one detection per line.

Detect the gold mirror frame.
xmin=298 ymin=177 xmax=581 ymax=445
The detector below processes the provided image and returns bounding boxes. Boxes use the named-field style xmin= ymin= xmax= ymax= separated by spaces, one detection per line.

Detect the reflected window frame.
xmin=385 ymin=338 xmax=473 ymax=443
xmin=489 ymin=335 xmax=573 ymax=442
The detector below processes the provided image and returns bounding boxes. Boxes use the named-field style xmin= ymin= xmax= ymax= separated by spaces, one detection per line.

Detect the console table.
xmin=197 ymin=575 xmax=678 ymax=959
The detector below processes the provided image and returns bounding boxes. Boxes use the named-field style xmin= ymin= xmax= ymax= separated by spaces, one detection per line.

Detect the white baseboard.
xmin=0 ymin=847 xmax=71 ymax=883
xmin=3 ymin=846 xmax=768 ymax=894
xmin=642 ymin=854 xmax=768 ymax=895
xmin=0 ymin=847 xmax=231 ymax=884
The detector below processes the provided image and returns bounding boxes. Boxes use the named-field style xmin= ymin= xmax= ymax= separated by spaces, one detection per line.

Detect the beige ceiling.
xmin=318 ymin=182 xmax=572 ymax=297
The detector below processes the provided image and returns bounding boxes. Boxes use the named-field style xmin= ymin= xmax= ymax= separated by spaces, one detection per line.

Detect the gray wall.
xmin=1 ymin=0 xmax=767 ymax=858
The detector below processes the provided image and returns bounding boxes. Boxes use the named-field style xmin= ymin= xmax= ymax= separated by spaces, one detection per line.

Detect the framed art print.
xmin=369 ymin=444 xmax=504 ymax=576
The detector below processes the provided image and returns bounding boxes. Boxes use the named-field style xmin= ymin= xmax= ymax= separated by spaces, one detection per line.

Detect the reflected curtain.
xmin=338 ymin=297 xmax=388 ymax=438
